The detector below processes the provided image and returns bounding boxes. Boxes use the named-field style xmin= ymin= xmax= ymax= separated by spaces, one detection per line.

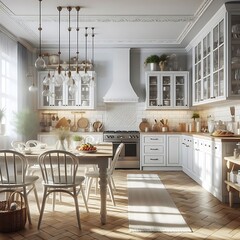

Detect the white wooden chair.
xmin=0 ymin=150 xmax=40 ymax=224
xmin=85 ymin=143 xmax=124 ymax=206
xmin=37 ymin=150 xmax=88 ymax=230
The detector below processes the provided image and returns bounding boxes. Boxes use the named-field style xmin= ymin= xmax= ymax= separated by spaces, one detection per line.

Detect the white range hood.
xmin=103 ymin=48 xmax=139 ymax=103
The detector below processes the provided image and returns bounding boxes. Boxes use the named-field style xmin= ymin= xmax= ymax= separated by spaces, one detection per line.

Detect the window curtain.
xmin=0 ymin=31 xmax=17 ymax=145
xmin=0 ymin=31 xmax=38 ymax=146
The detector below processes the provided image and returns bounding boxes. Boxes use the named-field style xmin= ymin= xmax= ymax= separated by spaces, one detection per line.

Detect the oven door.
xmin=112 ymin=141 xmax=140 ymax=169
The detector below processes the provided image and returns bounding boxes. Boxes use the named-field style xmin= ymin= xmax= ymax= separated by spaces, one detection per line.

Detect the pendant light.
xmin=28 ymin=70 xmax=38 ymax=92
xmin=35 ymin=0 xmax=46 ymax=70
xmin=73 ymin=6 xmax=81 ymax=82
xmin=54 ymin=6 xmax=64 ymax=86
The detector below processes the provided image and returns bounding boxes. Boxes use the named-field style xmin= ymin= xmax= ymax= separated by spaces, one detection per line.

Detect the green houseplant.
xmin=144 ymin=55 xmax=160 ymax=71
xmin=72 ymin=134 xmax=84 ymax=149
xmin=192 ymin=112 xmax=200 ymax=121
xmin=0 ymin=107 xmax=5 ymax=135
xmin=13 ymin=109 xmax=39 ymax=141
xmin=0 ymin=107 xmax=5 ymax=123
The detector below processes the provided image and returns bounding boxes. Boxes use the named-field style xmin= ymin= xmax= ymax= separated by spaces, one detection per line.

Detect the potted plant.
xmin=0 ymin=107 xmax=5 ymax=135
xmin=192 ymin=112 xmax=200 ymax=121
xmin=13 ymin=109 xmax=39 ymax=141
xmin=72 ymin=134 xmax=84 ymax=149
xmin=144 ymin=55 xmax=160 ymax=71
xmin=159 ymin=54 xmax=169 ymax=71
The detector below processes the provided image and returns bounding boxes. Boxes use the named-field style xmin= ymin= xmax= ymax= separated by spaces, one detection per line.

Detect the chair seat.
xmin=43 ymin=176 xmax=85 ymax=187
xmin=0 ymin=175 xmax=39 ymax=187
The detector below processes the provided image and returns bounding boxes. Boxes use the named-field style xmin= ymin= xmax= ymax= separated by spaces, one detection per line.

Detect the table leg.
xmin=98 ymin=164 xmax=108 ymax=224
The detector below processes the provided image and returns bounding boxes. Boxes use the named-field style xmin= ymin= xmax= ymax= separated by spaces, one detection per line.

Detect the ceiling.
xmin=0 ymin=0 xmax=231 ymax=51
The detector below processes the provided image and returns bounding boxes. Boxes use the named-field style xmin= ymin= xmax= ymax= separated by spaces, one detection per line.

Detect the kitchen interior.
xmin=1 ymin=0 xmax=240 ymax=238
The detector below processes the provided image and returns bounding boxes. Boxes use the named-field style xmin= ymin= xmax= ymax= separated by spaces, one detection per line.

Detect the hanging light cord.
xmin=57 ymin=6 xmax=62 ymax=73
xmin=92 ymin=27 xmax=95 ymax=71
xmin=85 ymin=27 xmax=88 ymax=73
xmin=76 ymin=7 xmax=80 ymax=72
xmin=67 ymin=7 xmax=72 ymax=77
xmin=38 ymin=0 xmax=43 ymax=57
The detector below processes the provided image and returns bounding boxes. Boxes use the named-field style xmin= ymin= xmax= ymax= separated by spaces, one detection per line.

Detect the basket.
xmin=0 ymin=191 xmax=27 ymax=233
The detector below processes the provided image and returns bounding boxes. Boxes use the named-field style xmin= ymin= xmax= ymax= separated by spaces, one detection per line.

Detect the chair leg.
xmin=107 ymin=179 xmax=116 ymax=206
xmin=110 ymin=176 xmax=116 ymax=191
xmin=52 ymin=192 xmax=56 ymax=211
xmin=86 ymin=177 xmax=93 ymax=202
xmin=23 ymin=187 xmax=32 ymax=224
xmin=33 ymin=184 xmax=40 ymax=213
xmin=80 ymin=185 xmax=89 ymax=212
xmin=73 ymin=187 xmax=81 ymax=230
xmin=38 ymin=187 xmax=48 ymax=230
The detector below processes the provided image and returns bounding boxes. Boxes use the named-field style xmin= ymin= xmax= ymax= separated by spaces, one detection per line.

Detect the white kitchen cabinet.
xmin=38 ymin=71 xmax=96 ymax=109
xmin=145 ymin=71 xmax=189 ymax=109
xmin=181 ymin=135 xmax=193 ymax=174
xmin=192 ymin=3 xmax=240 ymax=106
xmin=166 ymin=135 xmax=181 ymax=166
xmin=140 ymin=134 xmax=166 ymax=169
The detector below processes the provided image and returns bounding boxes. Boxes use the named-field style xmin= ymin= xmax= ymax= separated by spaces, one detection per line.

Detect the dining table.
xmin=25 ymin=142 xmax=113 ymax=225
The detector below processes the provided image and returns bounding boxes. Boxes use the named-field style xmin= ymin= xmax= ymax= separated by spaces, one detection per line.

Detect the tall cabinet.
xmin=192 ymin=3 xmax=240 ymax=106
xmin=145 ymin=71 xmax=189 ymax=109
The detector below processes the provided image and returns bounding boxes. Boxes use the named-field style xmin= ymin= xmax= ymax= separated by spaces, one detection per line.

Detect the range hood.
xmin=103 ymin=48 xmax=139 ymax=103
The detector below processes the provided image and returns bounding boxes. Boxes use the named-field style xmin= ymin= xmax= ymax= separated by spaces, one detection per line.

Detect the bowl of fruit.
xmin=77 ymin=143 xmax=97 ymax=153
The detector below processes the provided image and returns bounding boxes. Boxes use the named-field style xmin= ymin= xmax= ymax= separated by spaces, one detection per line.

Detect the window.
xmin=0 ymin=31 xmax=18 ymax=136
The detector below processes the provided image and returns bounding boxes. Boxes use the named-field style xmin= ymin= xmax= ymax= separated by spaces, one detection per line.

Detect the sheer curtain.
xmin=0 ymin=31 xmax=38 ymax=147
xmin=0 ymin=31 xmax=18 ymax=146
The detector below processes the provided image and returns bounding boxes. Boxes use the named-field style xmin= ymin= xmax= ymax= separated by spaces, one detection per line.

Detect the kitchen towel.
xmin=128 ymin=174 xmax=192 ymax=232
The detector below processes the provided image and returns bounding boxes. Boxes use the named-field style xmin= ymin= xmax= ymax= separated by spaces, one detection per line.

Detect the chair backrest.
xmin=38 ymin=150 xmax=79 ymax=185
xmin=108 ymin=143 xmax=124 ymax=175
xmin=11 ymin=141 xmax=26 ymax=152
xmin=0 ymin=150 xmax=27 ymax=184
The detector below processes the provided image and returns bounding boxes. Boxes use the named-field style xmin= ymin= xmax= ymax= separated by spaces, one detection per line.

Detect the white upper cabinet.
xmin=192 ymin=3 xmax=240 ymax=106
xmin=145 ymin=71 xmax=189 ymax=109
xmin=38 ymin=71 xmax=96 ymax=109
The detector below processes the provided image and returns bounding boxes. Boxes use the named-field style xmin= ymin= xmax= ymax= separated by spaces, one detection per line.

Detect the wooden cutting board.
xmin=77 ymin=117 xmax=89 ymax=129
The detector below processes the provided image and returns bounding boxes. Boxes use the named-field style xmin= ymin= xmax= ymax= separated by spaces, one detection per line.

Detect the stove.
xmin=103 ymin=131 xmax=140 ymax=169
xmin=103 ymin=131 xmax=140 ymax=142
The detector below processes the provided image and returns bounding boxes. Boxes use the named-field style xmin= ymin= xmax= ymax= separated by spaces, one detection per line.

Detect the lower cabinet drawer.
xmin=144 ymin=155 xmax=165 ymax=165
xmin=144 ymin=145 xmax=164 ymax=154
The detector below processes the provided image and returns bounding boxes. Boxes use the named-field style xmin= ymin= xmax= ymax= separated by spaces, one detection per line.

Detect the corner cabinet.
xmin=145 ymin=71 xmax=189 ymax=109
xmin=192 ymin=3 xmax=240 ymax=106
xmin=38 ymin=71 xmax=96 ymax=109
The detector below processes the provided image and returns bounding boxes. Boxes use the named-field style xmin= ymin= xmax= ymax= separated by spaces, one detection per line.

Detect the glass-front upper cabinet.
xmin=145 ymin=71 xmax=189 ymax=109
xmin=38 ymin=71 xmax=96 ymax=109
xmin=226 ymin=3 xmax=240 ymax=97
xmin=212 ymin=20 xmax=224 ymax=98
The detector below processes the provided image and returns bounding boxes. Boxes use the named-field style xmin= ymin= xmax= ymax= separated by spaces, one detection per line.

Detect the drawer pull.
xmin=150 ymin=138 xmax=159 ymax=141
xmin=150 ymin=158 xmax=159 ymax=161
xmin=150 ymin=148 xmax=159 ymax=151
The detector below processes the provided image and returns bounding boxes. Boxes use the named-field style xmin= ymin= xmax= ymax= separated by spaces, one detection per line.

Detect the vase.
xmin=159 ymin=61 xmax=166 ymax=71
xmin=56 ymin=139 xmax=66 ymax=151
xmin=149 ymin=63 xmax=157 ymax=71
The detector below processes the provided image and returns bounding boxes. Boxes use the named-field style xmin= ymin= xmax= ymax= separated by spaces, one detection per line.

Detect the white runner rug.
xmin=128 ymin=174 xmax=192 ymax=232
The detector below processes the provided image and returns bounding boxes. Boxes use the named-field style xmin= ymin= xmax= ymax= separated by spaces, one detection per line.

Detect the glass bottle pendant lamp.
xmin=35 ymin=0 xmax=46 ymax=70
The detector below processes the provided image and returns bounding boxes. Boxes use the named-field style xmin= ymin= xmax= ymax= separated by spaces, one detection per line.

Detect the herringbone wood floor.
xmin=1 ymin=170 xmax=240 ymax=240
